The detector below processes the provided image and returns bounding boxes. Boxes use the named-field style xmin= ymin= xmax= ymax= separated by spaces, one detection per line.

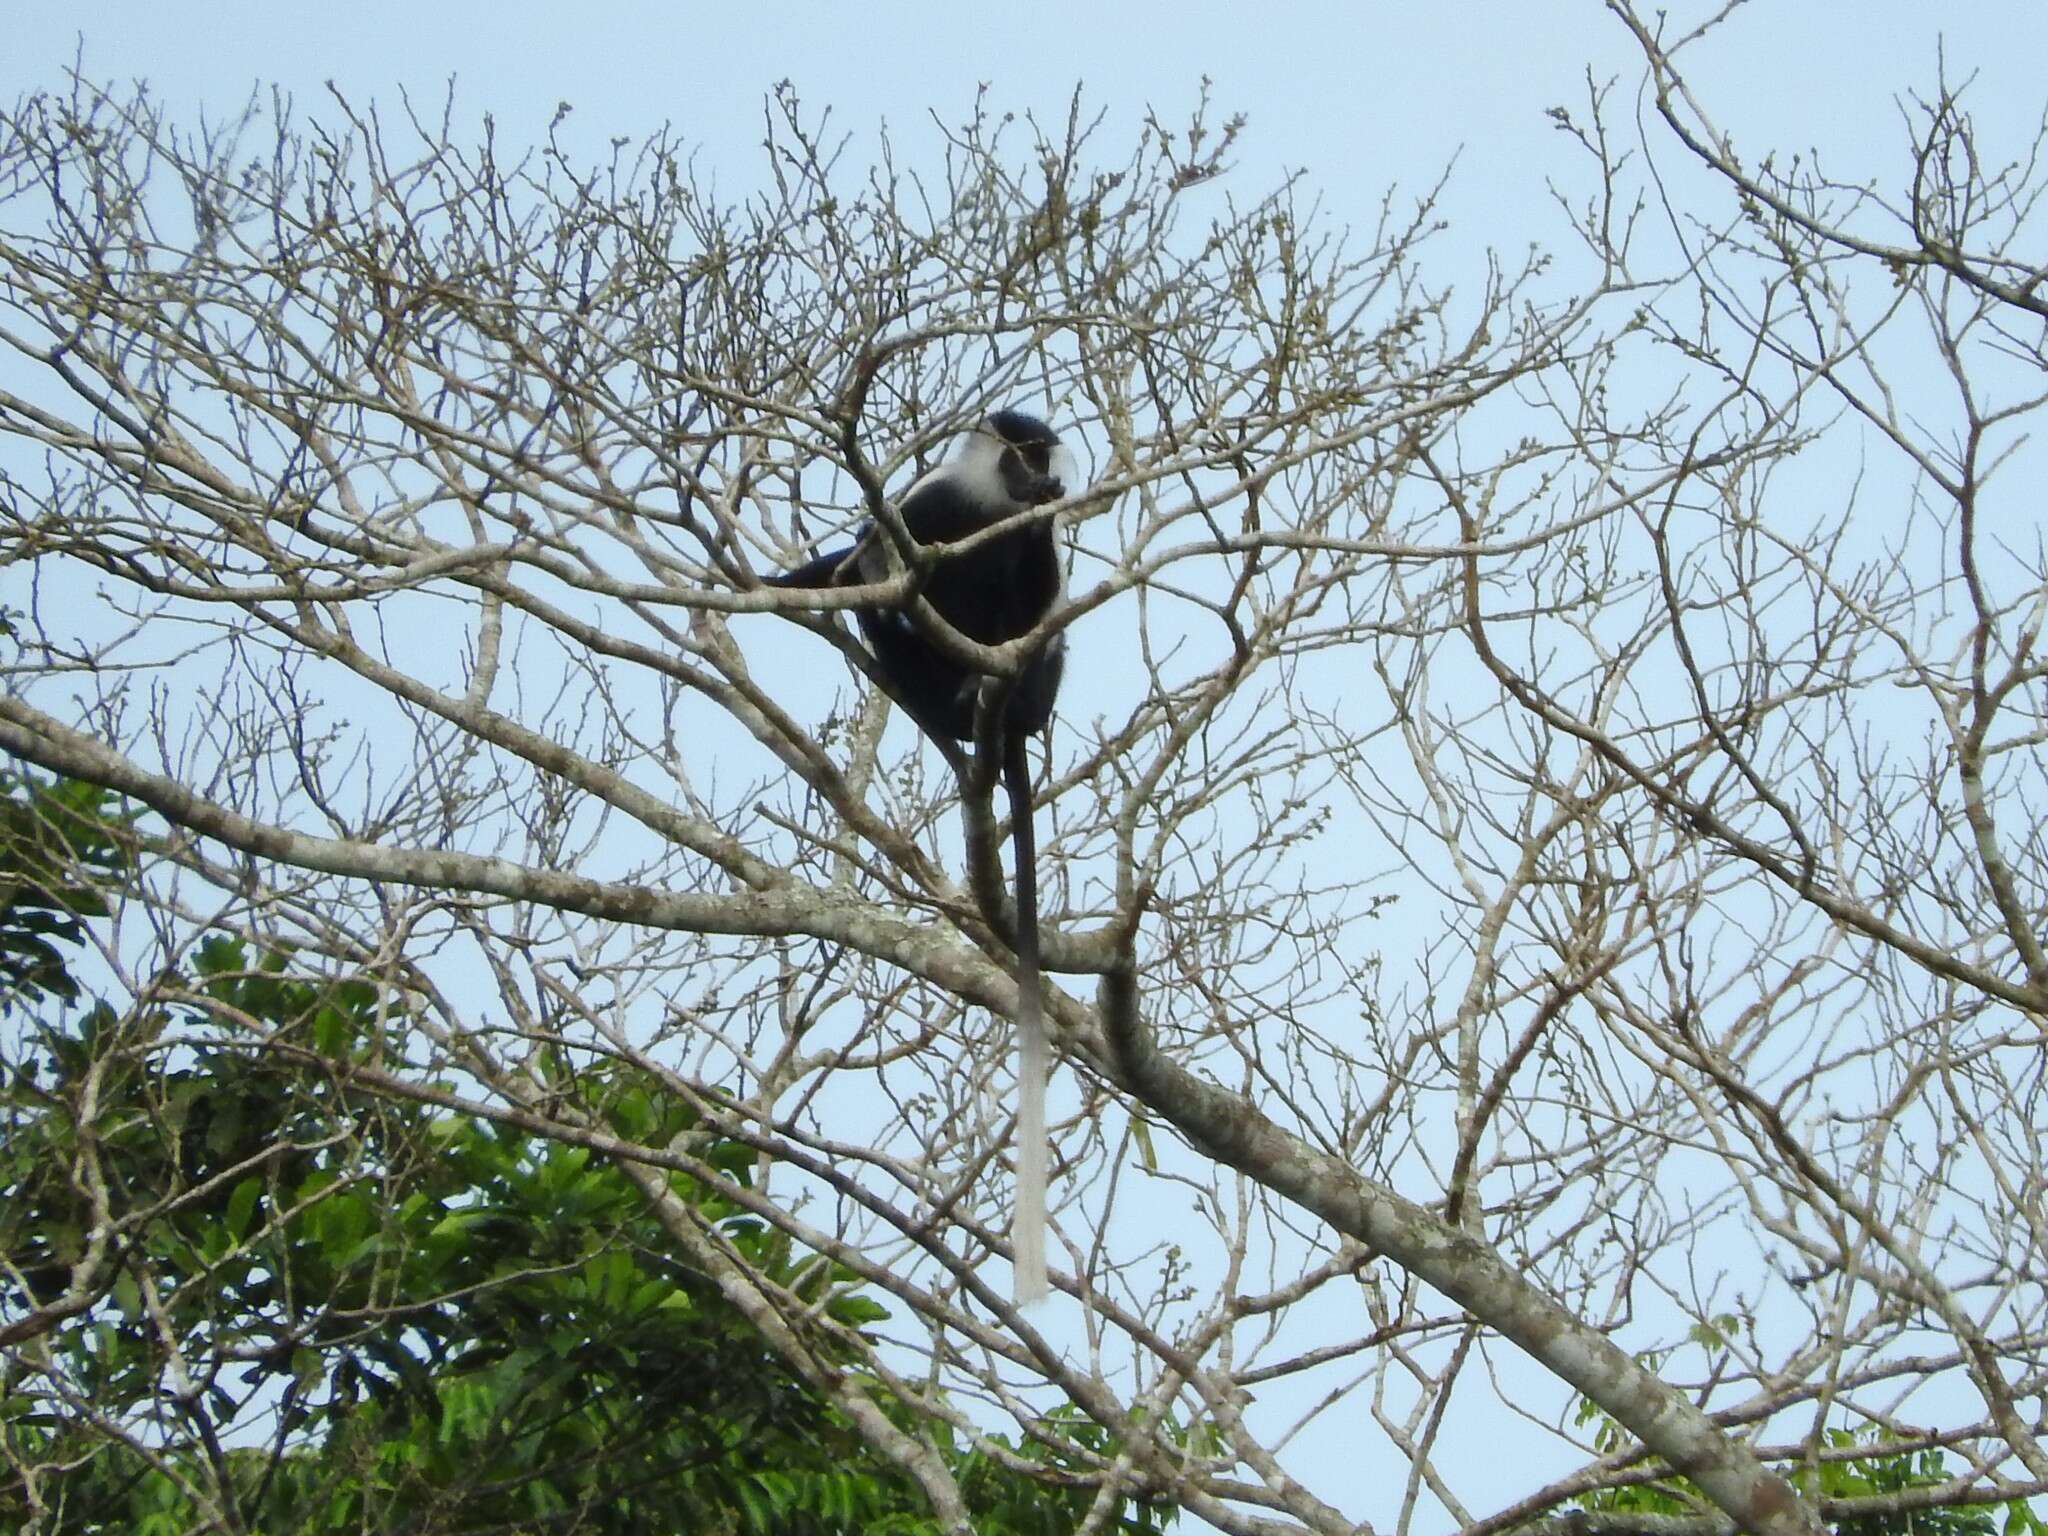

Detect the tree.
xmin=0 ymin=775 xmax=1175 ymax=1535
xmin=2 ymin=5 xmax=2046 ymax=1531
xmin=0 ymin=770 xmax=133 ymax=1014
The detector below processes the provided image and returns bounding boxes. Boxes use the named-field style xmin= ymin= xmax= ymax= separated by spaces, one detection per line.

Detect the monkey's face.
xmin=1002 ymin=436 xmax=1071 ymax=506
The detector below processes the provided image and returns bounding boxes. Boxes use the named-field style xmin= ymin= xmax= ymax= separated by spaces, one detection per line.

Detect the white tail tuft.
xmin=1013 ymin=994 xmax=1049 ymax=1305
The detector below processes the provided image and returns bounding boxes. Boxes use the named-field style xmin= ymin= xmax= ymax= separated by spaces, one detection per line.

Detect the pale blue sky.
xmin=12 ymin=4 xmax=2048 ymax=258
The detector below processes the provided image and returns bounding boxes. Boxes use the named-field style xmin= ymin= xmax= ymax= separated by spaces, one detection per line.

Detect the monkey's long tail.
xmin=1005 ymin=730 xmax=1050 ymax=1306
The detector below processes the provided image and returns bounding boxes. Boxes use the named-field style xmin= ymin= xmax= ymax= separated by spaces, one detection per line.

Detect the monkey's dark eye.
xmin=1016 ymin=443 xmax=1051 ymax=474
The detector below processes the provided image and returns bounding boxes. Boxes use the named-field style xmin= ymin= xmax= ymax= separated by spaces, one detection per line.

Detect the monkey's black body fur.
xmin=767 ymin=407 xmax=1066 ymax=1304
xmin=769 ymin=407 xmax=1066 ymax=744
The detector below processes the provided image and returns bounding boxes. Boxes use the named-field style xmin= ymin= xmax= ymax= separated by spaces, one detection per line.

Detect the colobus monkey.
xmin=769 ymin=408 xmax=1066 ymax=1304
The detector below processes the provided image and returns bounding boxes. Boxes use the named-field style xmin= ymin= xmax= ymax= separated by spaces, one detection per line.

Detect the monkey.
xmin=768 ymin=408 xmax=1067 ymax=1304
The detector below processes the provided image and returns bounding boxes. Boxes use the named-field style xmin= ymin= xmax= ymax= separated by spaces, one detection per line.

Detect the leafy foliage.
xmin=0 ymin=778 xmax=1174 ymax=1535
xmin=1566 ymin=1393 xmax=2046 ymax=1536
xmin=0 ymin=771 xmax=133 ymax=1013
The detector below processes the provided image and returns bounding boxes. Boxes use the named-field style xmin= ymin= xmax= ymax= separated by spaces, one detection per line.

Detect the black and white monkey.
xmin=768 ymin=408 xmax=1067 ymax=1304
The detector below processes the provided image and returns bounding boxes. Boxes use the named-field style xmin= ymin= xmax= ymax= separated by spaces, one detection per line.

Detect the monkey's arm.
xmin=763 ymin=544 xmax=859 ymax=589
